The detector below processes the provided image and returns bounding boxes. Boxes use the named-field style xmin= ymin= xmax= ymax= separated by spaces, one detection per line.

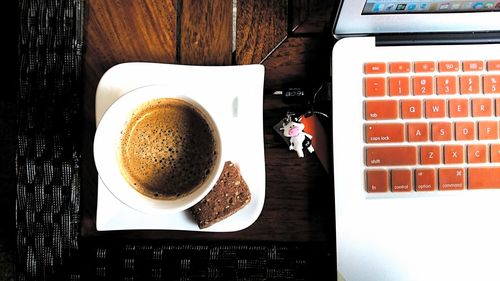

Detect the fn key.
xmin=468 ymin=167 xmax=500 ymax=189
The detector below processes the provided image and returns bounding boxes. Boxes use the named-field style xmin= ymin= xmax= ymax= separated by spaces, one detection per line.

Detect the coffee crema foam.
xmin=118 ymin=98 xmax=218 ymax=200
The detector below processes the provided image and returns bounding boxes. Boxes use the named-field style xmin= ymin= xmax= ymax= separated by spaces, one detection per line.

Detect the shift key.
xmin=366 ymin=146 xmax=417 ymax=166
xmin=468 ymin=167 xmax=500 ymax=189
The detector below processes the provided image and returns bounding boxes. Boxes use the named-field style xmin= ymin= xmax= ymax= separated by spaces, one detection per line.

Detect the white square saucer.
xmin=95 ymin=62 xmax=266 ymax=232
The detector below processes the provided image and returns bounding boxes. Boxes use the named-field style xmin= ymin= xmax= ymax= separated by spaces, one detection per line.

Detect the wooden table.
xmin=80 ymin=0 xmax=337 ymax=243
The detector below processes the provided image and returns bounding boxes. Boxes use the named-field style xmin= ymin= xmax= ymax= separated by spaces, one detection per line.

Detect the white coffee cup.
xmin=93 ymin=84 xmax=224 ymax=214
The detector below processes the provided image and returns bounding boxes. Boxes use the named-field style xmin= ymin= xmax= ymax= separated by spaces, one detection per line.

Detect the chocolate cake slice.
xmin=190 ymin=161 xmax=251 ymax=229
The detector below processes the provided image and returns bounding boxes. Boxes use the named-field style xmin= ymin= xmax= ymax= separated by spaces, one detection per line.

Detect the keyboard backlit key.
xmin=490 ymin=144 xmax=500 ymax=162
xmin=448 ymin=99 xmax=469 ymax=118
xmin=472 ymin=98 xmax=493 ymax=117
xmin=401 ymin=99 xmax=422 ymax=119
xmin=487 ymin=60 xmax=500 ymax=71
xmin=468 ymin=167 xmax=500 ymax=189
xmin=460 ymin=75 xmax=480 ymax=94
xmin=365 ymin=77 xmax=386 ymax=97
xmin=438 ymin=61 xmax=460 ymax=72
xmin=436 ymin=76 xmax=458 ymax=95
xmin=414 ymin=61 xmax=436 ymax=73
xmin=431 ymin=122 xmax=452 ymax=141
xmin=425 ymin=99 xmax=446 ymax=118
xmin=467 ymin=144 xmax=487 ymax=163
xmin=420 ymin=145 xmax=441 ymax=165
xmin=413 ymin=76 xmax=434 ymax=95
xmin=407 ymin=123 xmax=429 ymax=142
xmin=366 ymin=146 xmax=417 ymax=166
xmin=389 ymin=77 xmax=410 ymax=96
xmin=365 ymin=100 xmax=398 ymax=120
xmin=365 ymin=123 xmax=405 ymax=143
xmin=415 ymin=169 xmax=437 ymax=191
xmin=439 ymin=168 xmax=465 ymax=190
xmin=478 ymin=121 xmax=499 ymax=140
xmin=455 ymin=122 xmax=475 ymax=141
xmin=389 ymin=62 xmax=411 ymax=73
xmin=366 ymin=170 xmax=389 ymax=192
xmin=365 ymin=62 xmax=386 ymax=74
xmin=483 ymin=75 xmax=500 ymax=94
xmin=391 ymin=169 xmax=413 ymax=192
xmin=444 ymin=145 xmax=464 ymax=164
xmin=463 ymin=61 xmax=484 ymax=71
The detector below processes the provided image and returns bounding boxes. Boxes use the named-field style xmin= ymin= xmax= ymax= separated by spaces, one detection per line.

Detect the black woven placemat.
xmin=16 ymin=1 xmax=335 ymax=280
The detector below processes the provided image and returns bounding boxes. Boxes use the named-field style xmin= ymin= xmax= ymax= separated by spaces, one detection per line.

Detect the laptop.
xmin=331 ymin=1 xmax=500 ymax=280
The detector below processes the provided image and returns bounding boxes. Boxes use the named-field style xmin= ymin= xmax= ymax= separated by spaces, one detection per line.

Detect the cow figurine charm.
xmin=281 ymin=115 xmax=314 ymax=158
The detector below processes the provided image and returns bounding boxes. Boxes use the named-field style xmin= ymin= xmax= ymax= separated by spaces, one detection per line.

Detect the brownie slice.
xmin=190 ymin=161 xmax=251 ymax=229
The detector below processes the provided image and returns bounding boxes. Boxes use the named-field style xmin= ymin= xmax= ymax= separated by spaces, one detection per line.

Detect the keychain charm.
xmin=279 ymin=112 xmax=315 ymax=158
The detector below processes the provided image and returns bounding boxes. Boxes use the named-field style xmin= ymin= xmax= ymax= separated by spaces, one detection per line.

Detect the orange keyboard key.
xmin=468 ymin=167 xmax=500 ymax=189
xmin=439 ymin=168 xmax=465 ymax=190
xmin=472 ymin=98 xmax=493 ymax=117
xmin=431 ymin=122 xmax=452 ymax=141
xmin=496 ymin=98 xmax=500 ymax=116
xmin=491 ymin=144 xmax=500 ymax=162
xmin=483 ymin=75 xmax=500 ymax=94
xmin=463 ymin=60 xmax=484 ymax=71
xmin=366 ymin=170 xmax=389 ymax=192
xmin=444 ymin=145 xmax=464 ymax=164
xmin=455 ymin=122 xmax=475 ymax=141
xmin=391 ymin=169 xmax=413 ymax=192
xmin=407 ymin=123 xmax=428 ymax=142
xmin=478 ymin=121 xmax=499 ymax=140
xmin=460 ymin=75 xmax=480 ymax=94
xmin=467 ymin=144 xmax=487 ymax=163
xmin=487 ymin=60 xmax=500 ymax=71
xmin=415 ymin=169 xmax=437 ymax=192
xmin=366 ymin=146 xmax=417 ymax=166
xmin=365 ymin=123 xmax=405 ymax=143
xmin=414 ymin=61 xmax=436 ymax=73
xmin=365 ymin=77 xmax=386 ymax=97
xmin=413 ymin=76 xmax=434 ymax=95
xmin=425 ymin=99 xmax=446 ymax=118
xmin=401 ymin=99 xmax=422 ymax=119
xmin=365 ymin=100 xmax=398 ymax=120
xmin=436 ymin=76 xmax=457 ymax=95
xmin=389 ymin=77 xmax=410 ymax=96
xmin=365 ymin=62 xmax=386 ymax=74
xmin=438 ymin=61 xmax=460 ymax=72
xmin=420 ymin=145 xmax=441 ymax=165
xmin=389 ymin=62 xmax=411 ymax=73
xmin=448 ymin=99 xmax=469 ymax=118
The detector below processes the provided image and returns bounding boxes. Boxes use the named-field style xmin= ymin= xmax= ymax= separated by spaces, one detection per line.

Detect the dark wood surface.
xmin=235 ymin=0 xmax=288 ymax=64
xmin=179 ymin=0 xmax=233 ymax=65
xmin=81 ymin=0 xmax=337 ymax=242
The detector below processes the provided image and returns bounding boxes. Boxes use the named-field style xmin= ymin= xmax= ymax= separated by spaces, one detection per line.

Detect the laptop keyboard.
xmin=364 ymin=60 xmax=500 ymax=193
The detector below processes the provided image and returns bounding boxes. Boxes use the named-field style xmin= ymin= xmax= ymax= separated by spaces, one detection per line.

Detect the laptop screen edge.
xmin=333 ymin=0 xmax=500 ymax=39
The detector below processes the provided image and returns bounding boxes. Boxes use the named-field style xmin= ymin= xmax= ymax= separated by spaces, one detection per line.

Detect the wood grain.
xmin=235 ymin=0 xmax=288 ymax=64
xmin=292 ymin=0 xmax=336 ymax=34
xmin=179 ymin=0 xmax=233 ymax=65
xmin=84 ymin=0 xmax=177 ymax=66
xmin=83 ymin=0 xmax=177 ymax=120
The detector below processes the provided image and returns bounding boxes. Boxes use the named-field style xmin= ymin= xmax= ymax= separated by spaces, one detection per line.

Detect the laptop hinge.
xmin=376 ymin=31 xmax=500 ymax=46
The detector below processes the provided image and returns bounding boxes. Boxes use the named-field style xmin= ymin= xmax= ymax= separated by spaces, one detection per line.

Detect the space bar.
xmin=468 ymin=167 xmax=500 ymax=189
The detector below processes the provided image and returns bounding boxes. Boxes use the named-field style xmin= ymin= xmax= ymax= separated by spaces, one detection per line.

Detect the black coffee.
xmin=118 ymin=98 xmax=218 ymax=200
